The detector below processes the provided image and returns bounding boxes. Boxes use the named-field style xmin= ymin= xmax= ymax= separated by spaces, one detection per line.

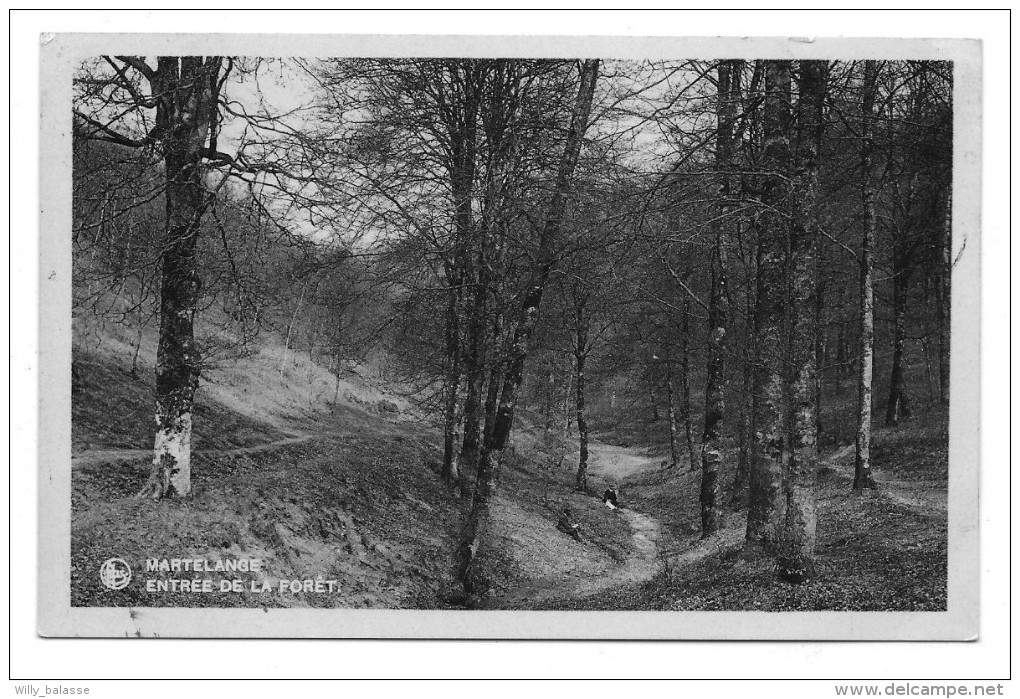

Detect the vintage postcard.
xmin=38 ymin=33 xmax=980 ymax=639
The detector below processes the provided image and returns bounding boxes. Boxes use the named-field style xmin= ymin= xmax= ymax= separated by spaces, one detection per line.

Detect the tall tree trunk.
xmin=138 ymin=57 xmax=221 ymax=501
xmin=562 ymin=355 xmax=574 ymax=436
xmin=480 ymin=221 xmax=510 ymax=450
xmin=441 ymin=282 xmax=464 ymax=485
xmin=854 ymin=61 xmax=880 ymax=491
xmin=442 ymin=63 xmax=480 ymax=485
xmin=574 ymin=341 xmax=590 ymax=492
xmin=732 ymin=352 xmax=753 ymax=507
xmin=332 ymin=313 xmax=345 ymax=404
xmin=920 ymin=287 xmax=936 ymax=402
xmin=680 ymin=300 xmax=698 ymax=470
xmin=814 ymin=236 xmax=826 ymax=439
xmin=700 ymin=240 xmax=728 ymax=533
xmin=573 ymin=298 xmax=591 ymax=492
xmin=919 ymin=263 xmax=937 ymax=403
xmin=459 ymin=350 xmax=485 ymax=488
xmin=665 ymin=353 xmax=681 ymax=468
xmin=647 ymin=375 xmax=660 ymax=421
xmin=778 ymin=59 xmax=825 ymax=583
xmin=459 ymin=243 xmax=489 ymax=494
xmin=459 ymin=60 xmax=599 ymax=595
xmin=732 ymin=247 xmax=756 ymax=508
xmin=938 ymin=191 xmax=951 ymax=407
xmin=745 ymin=60 xmax=791 ymax=550
xmin=482 ymin=348 xmax=503 ymax=444
xmin=885 ymin=256 xmax=912 ymax=426
xmin=280 ymin=281 xmax=306 ymax=378
xmin=544 ymin=362 xmax=556 ymax=436
xmin=700 ymin=58 xmax=737 ymax=537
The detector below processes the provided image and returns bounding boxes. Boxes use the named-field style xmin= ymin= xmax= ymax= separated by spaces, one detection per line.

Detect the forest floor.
xmin=485 ymin=401 xmax=948 ymax=612
xmin=71 ymin=321 xmax=948 ymax=611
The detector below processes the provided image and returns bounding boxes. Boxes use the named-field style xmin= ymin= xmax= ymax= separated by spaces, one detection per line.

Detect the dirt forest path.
xmin=70 ymin=433 xmax=342 ymax=533
xmin=824 ymin=443 xmax=947 ymax=517
xmin=71 ymin=434 xmax=323 ymax=469
xmin=496 ymin=440 xmax=669 ymax=607
xmin=498 ymin=438 xmax=944 ymax=608
xmin=497 ymin=437 xmax=947 ymax=608
xmin=586 ymin=440 xmax=664 ymax=483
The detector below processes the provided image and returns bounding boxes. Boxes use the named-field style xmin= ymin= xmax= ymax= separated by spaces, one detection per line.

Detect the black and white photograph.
xmin=34 ymin=30 xmax=983 ymax=643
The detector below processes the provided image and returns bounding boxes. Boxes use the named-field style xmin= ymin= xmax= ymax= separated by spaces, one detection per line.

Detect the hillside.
xmin=71 ymin=307 xmax=949 ymax=614
xmin=71 ymin=318 xmax=468 ymax=609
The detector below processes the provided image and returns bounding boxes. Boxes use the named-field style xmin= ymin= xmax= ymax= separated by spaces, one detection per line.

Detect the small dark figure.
xmin=556 ymin=508 xmax=582 ymax=542
xmin=603 ymin=488 xmax=619 ymax=510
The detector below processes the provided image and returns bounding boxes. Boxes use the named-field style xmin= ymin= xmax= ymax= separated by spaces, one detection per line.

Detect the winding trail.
xmin=576 ymin=440 xmax=667 ymax=590
xmin=824 ymin=443 xmax=946 ymax=517
xmin=587 ymin=441 xmax=664 ymax=482
xmin=70 ymin=434 xmax=337 ymax=533
xmin=497 ymin=440 xmax=668 ymax=606
xmin=71 ymin=434 xmax=322 ymax=469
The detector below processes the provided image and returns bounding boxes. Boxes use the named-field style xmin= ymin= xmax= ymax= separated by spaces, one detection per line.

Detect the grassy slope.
xmin=467 ymin=421 xmax=638 ymax=605
xmin=71 ymin=322 xmax=468 ymax=609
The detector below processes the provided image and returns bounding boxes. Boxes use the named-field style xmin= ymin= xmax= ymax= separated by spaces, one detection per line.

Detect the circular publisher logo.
xmin=99 ymin=558 xmax=132 ymax=590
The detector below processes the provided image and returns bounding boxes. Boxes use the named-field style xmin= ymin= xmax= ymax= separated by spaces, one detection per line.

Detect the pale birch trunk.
xmin=854 ymin=60 xmax=880 ymax=491
xmin=139 ymin=57 xmax=223 ymax=500
xmin=665 ymin=352 xmax=681 ymax=469
xmin=279 ymin=282 xmax=306 ymax=379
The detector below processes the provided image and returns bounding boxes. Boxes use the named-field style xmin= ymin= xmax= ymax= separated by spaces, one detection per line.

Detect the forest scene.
xmin=70 ymin=55 xmax=954 ymax=612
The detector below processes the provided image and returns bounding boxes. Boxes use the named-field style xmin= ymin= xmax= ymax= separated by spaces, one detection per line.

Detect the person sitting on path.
xmin=603 ymin=486 xmax=620 ymax=510
xmin=556 ymin=507 xmax=582 ymax=542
